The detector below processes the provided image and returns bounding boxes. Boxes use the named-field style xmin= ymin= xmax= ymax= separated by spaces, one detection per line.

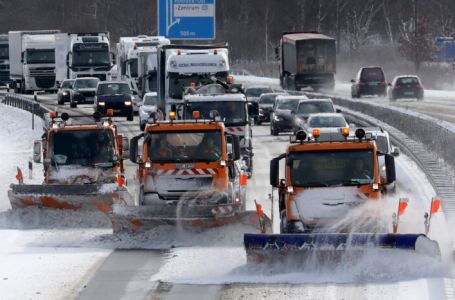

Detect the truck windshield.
xmin=289 ymin=149 xmax=374 ymax=187
xmin=73 ymin=45 xmax=110 ymax=67
xmin=97 ymin=83 xmax=132 ymax=95
xmin=0 ymin=45 xmax=8 ymax=59
xmin=147 ymin=130 xmax=222 ymax=163
xmin=26 ymin=49 xmax=55 ymax=64
xmin=184 ymin=101 xmax=246 ymax=126
xmin=168 ymin=72 xmax=227 ymax=99
xmin=297 ymin=101 xmax=334 ymax=114
xmin=51 ymin=130 xmax=115 ymax=166
xmin=245 ymin=88 xmax=273 ymax=98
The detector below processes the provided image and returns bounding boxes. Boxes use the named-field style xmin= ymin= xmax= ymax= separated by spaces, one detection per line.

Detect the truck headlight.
xmin=273 ymin=115 xmax=282 ymax=121
xmin=63 ymin=91 xmax=68 ymax=96
xmin=97 ymin=102 xmax=105 ymax=106
xmin=124 ymin=101 xmax=132 ymax=106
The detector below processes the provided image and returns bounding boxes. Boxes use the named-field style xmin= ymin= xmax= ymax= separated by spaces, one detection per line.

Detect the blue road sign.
xmin=158 ymin=0 xmax=216 ymax=40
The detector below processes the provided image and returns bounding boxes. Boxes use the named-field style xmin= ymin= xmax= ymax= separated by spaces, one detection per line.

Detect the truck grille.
xmin=29 ymin=67 xmax=55 ymax=77
xmin=35 ymin=76 xmax=56 ymax=89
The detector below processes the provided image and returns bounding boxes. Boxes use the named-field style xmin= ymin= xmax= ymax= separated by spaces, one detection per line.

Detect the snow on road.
xmin=0 ymin=105 xmax=111 ymax=300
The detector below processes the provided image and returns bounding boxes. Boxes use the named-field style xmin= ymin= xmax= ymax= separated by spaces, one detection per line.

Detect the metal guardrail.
xmin=2 ymin=93 xmax=51 ymax=120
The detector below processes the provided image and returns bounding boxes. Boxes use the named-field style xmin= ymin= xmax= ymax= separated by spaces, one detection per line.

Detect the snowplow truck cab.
xmin=112 ymin=113 xmax=252 ymax=232
xmin=270 ymin=128 xmax=396 ymax=233
xmin=8 ymin=111 xmax=130 ymax=212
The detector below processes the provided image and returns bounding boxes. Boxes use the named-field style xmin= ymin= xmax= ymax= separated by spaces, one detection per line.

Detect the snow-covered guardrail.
xmin=2 ymin=93 xmax=51 ymax=120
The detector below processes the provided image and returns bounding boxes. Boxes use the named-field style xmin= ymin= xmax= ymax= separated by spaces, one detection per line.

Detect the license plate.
xmin=404 ymin=92 xmax=414 ymax=95
xmin=113 ymin=109 xmax=122 ymax=113
xmin=176 ymin=163 xmax=195 ymax=169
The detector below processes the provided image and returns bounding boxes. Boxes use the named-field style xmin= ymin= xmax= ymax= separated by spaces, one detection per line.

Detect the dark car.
xmin=70 ymin=77 xmax=99 ymax=108
xmin=57 ymin=79 xmax=74 ymax=105
xmin=293 ymin=98 xmax=336 ymax=132
xmin=257 ymin=92 xmax=288 ymax=124
xmin=270 ymin=96 xmax=306 ymax=136
xmin=388 ymin=75 xmax=424 ymax=101
xmin=95 ymin=81 xmax=134 ymax=121
xmin=244 ymin=86 xmax=274 ymax=103
xmin=351 ymin=67 xmax=387 ymax=98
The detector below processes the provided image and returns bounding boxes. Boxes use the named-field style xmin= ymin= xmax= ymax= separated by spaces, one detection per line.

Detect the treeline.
xmin=1 ymin=0 xmax=454 ymax=69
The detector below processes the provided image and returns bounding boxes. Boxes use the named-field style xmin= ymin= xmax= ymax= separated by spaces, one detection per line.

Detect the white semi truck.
xmin=8 ymin=30 xmax=60 ymax=93
xmin=157 ymin=44 xmax=230 ymax=115
xmin=116 ymin=35 xmax=169 ymax=95
xmin=55 ymin=32 xmax=115 ymax=82
xmin=0 ymin=34 xmax=9 ymax=86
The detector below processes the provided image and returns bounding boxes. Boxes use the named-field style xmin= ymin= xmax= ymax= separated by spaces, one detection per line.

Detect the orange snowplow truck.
xmin=271 ymin=128 xmax=395 ymax=233
xmin=244 ymin=128 xmax=440 ymax=262
xmin=8 ymin=111 xmax=130 ymax=212
xmin=109 ymin=111 xmax=261 ymax=232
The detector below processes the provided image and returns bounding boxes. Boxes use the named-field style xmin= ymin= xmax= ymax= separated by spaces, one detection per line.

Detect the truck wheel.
xmin=280 ymin=210 xmax=287 ymax=234
xmin=70 ymin=102 xmax=77 ymax=108
xmin=271 ymin=127 xmax=278 ymax=136
xmin=127 ymin=114 xmax=134 ymax=121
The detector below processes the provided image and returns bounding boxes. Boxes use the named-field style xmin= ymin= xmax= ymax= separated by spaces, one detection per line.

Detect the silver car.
xmin=139 ymin=92 xmax=162 ymax=130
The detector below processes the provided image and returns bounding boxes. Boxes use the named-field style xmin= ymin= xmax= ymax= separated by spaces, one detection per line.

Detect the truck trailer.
xmin=278 ymin=32 xmax=336 ymax=91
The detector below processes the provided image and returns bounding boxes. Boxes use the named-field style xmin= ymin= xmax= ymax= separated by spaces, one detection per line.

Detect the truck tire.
xmin=70 ymin=101 xmax=77 ymax=108
xmin=127 ymin=114 xmax=134 ymax=121
xmin=280 ymin=210 xmax=287 ymax=234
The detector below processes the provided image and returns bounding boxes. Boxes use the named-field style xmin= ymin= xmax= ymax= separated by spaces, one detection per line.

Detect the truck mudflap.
xmin=109 ymin=202 xmax=272 ymax=233
xmin=243 ymin=233 xmax=441 ymax=264
xmin=8 ymin=183 xmax=130 ymax=213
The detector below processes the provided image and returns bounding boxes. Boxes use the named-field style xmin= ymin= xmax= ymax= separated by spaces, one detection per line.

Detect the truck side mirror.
xmin=392 ymin=146 xmax=400 ymax=157
xmin=33 ymin=140 xmax=42 ymax=163
xmin=111 ymin=52 xmax=116 ymax=66
xmin=129 ymin=135 xmax=141 ymax=163
xmin=21 ymin=52 xmax=24 ymax=63
xmin=122 ymin=136 xmax=130 ymax=159
xmin=247 ymin=101 xmax=259 ymax=117
xmin=270 ymin=156 xmax=281 ymax=187
xmin=274 ymin=46 xmax=279 ymax=60
xmin=232 ymin=135 xmax=241 ymax=161
xmin=385 ymin=154 xmax=396 ymax=184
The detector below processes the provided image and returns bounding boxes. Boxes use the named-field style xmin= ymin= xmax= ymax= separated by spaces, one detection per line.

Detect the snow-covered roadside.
xmin=0 ymin=105 xmax=111 ymax=300
xmin=0 ymin=104 xmax=44 ymax=211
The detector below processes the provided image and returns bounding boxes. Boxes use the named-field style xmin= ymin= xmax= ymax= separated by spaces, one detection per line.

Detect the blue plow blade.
xmin=243 ymin=233 xmax=441 ymax=263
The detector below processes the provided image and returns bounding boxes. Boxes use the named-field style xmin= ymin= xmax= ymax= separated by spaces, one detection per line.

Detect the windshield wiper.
xmin=93 ymin=162 xmax=114 ymax=168
xmin=344 ymin=179 xmax=372 ymax=185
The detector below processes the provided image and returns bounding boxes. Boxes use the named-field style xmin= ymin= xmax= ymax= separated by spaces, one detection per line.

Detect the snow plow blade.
xmin=244 ymin=233 xmax=441 ymax=263
xmin=109 ymin=203 xmax=271 ymax=233
xmin=8 ymin=184 xmax=130 ymax=213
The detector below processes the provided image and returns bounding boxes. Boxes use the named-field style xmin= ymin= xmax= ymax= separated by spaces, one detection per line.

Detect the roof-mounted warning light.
xmin=177 ymin=49 xmax=182 ymax=55
xmin=312 ymin=128 xmax=320 ymax=139
xmin=341 ymin=127 xmax=350 ymax=138
xmin=226 ymin=76 xmax=233 ymax=84
xmin=214 ymin=49 xmax=218 ymax=55
xmin=169 ymin=111 xmax=176 ymax=121
xmin=49 ymin=111 xmax=57 ymax=119
xmin=192 ymin=110 xmax=200 ymax=120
